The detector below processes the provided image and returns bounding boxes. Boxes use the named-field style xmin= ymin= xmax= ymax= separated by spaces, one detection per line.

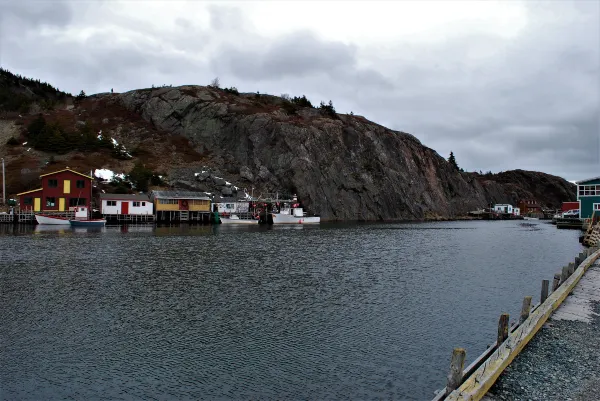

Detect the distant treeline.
xmin=0 ymin=67 xmax=71 ymax=113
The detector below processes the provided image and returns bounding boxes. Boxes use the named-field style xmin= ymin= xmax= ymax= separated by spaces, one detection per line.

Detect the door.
xmin=34 ymin=198 xmax=41 ymax=212
xmin=64 ymin=180 xmax=71 ymax=194
xmin=121 ymin=201 xmax=129 ymax=215
xmin=59 ymin=198 xmax=65 ymax=211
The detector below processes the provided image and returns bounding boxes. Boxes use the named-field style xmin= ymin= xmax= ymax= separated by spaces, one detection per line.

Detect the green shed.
xmin=576 ymin=176 xmax=600 ymax=219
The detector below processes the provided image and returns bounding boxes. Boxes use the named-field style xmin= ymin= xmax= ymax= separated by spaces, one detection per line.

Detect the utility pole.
xmin=1 ymin=158 xmax=5 ymax=205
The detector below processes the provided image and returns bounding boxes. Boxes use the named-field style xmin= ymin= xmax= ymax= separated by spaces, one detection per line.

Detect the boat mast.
xmin=1 ymin=157 xmax=5 ymax=205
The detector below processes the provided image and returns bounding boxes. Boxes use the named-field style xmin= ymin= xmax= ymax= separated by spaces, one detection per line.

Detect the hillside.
xmin=0 ymin=71 xmax=577 ymax=220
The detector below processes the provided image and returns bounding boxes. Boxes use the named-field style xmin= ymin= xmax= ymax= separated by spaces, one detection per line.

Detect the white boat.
xmin=35 ymin=214 xmax=70 ymax=225
xmin=270 ymin=201 xmax=320 ymax=225
xmin=220 ymin=214 xmax=258 ymax=225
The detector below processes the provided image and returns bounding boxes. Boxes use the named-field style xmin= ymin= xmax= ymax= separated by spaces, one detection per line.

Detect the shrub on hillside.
xmin=291 ymin=95 xmax=313 ymax=108
xmin=319 ymin=100 xmax=337 ymax=118
xmin=223 ymin=87 xmax=239 ymax=95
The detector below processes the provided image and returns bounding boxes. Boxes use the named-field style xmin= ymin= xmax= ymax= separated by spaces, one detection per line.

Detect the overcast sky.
xmin=1 ymin=0 xmax=598 ymax=181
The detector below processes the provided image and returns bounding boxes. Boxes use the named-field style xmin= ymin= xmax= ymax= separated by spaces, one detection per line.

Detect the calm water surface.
xmin=0 ymin=220 xmax=583 ymax=400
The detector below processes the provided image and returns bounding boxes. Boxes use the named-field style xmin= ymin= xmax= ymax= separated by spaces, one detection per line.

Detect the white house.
xmin=99 ymin=193 xmax=153 ymax=215
xmin=494 ymin=204 xmax=514 ymax=214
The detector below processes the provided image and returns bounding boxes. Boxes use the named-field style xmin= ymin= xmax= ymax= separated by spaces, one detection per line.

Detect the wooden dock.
xmin=433 ymin=247 xmax=600 ymax=401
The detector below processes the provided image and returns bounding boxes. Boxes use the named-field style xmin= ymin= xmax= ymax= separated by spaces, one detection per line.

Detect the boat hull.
xmin=271 ymin=214 xmax=320 ymax=224
xmin=35 ymin=215 xmax=71 ymax=225
xmin=69 ymin=219 xmax=106 ymax=227
xmin=220 ymin=218 xmax=258 ymax=225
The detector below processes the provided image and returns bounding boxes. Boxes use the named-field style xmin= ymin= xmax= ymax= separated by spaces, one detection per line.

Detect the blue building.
xmin=576 ymin=176 xmax=600 ymax=218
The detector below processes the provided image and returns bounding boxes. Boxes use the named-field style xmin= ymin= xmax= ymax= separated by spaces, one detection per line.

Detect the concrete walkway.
xmin=483 ymin=260 xmax=600 ymax=401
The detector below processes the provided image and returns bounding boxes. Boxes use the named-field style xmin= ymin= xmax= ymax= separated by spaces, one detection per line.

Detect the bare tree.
xmin=281 ymin=93 xmax=290 ymax=100
xmin=210 ymin=77 xmax=220 ymax=88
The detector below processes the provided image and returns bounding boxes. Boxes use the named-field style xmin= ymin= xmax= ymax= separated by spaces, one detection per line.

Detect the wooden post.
xmin=497 ymin=313 xmax=509 ymax=344
xmin=541 ymin=280 xmax=549 ymax=303
xmin=568 ymin=262 xmax=575 ymax=276
xmin=575 ymin=255 xmax=581 ymax=266
xmin=446 ymin=348 xmax=466 ymax=395
xmin=520 ymin=296 xmax=532 ymax=324
xmin=560 ymin=265 xmax=569 ymax=284
xmin=552 ymin=274 xmax=561 ymax=291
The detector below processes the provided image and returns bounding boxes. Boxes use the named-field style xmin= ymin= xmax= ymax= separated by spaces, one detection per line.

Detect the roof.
xmin=99 ymin=193 xmax=149 ymax=201
xmin=151 ymin=190 xmax=211 ymax=200
xmin=575 ymin=176 xmax=600 ymax=185
xmin=39 ymin=168 xmax=93 ymax=179
xmin=16 ymin=188 xmax=43 ymax=196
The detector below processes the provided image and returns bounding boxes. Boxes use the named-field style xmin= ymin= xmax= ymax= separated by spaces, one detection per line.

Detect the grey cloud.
xmin=212 ymin=30 xmax=357 ymax=81
xmin=0 ymin=1 xmax=73 ymax=28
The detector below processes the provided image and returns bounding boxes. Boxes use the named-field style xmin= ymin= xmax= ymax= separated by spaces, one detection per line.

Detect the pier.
xmin=433 ymin=246 xmax=600 ymax=401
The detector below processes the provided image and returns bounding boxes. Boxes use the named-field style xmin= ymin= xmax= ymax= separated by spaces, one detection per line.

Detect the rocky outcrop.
xmin=117 ymin=85 xmax=576 ymax=221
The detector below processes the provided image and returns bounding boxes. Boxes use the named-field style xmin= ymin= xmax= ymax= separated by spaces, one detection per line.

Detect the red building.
xmin=17 ymin=168 xmax=93 ymax=212
xmin=561 ymin=201 xmax=579 ymax=212
xmin=517 ymin=199 xmax=542 ymax=215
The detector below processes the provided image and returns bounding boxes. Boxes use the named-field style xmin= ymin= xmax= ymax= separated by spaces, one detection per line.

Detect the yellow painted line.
xmin=446 ymin=248 xmax=600 ymax=401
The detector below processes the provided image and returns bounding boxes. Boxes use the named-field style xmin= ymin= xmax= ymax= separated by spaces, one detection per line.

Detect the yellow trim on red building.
xmin=16 ymin=188 xmax=43 ymax=196
xmin=39 ymin=168 xmax=93 ymax=179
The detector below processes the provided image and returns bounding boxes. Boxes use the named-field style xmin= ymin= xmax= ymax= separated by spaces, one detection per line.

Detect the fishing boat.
xmin=68 ymin=206 xmax=106 ymax=227
xmin=220 ymin=214 xmax=258 ymax=224
xmin=270 ymin=203 xmax=320 ymax=224
xmin=69 ymin=218 xmax=106 ymax=227
xmin=262 ymin=195 xmax=320 ymax=225
xmin=35 ymin=214 xmax=71 ymax=225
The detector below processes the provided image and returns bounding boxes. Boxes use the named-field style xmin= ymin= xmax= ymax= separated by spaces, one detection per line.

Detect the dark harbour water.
xmin=0 ymin=220 xmax=583 ymax=400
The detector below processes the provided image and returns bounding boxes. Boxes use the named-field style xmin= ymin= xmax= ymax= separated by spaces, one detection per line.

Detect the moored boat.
xmin=268 ymin=196 xmax=320 ymax=224
xmin=220 ymin=214 xmax=258 ymax=224
xmin=35 ymin=214 xmax=71 ymax=225
xmin=69 ymin=219 xmax=106 ymax=227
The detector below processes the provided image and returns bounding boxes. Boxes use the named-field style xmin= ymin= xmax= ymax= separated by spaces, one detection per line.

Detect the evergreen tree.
xmin=448 ymin=151 xmax=459 ymax=170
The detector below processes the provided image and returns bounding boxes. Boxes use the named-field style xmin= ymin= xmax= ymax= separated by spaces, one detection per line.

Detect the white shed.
xmin=99 ymin=193 xmax=153 ymax=215
xmin=493 ymin=204 xmax=514 ymax=214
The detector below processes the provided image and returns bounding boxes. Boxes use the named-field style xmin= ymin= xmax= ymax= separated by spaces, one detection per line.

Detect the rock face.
xmin=118 ymin=85 xmax=576 ymax=221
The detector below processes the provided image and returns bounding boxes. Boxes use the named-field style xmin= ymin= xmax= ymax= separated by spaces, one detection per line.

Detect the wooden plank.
xmin=568 ymin=262 xmax=575 ymax=276
xmin=519 ymin=296 xmax=532 ymax=324
xmin=497 ymin=313 xmax=509 ymax=345
xmin=560 ymin=265 xmax=570 ymax=284
xmin=541 ymin=280 xmax=549 ymax=303
xmin=446 ymin=348 xmax=466 ymax=396
xmin=552 ymin=274 xmax=561 ymax=291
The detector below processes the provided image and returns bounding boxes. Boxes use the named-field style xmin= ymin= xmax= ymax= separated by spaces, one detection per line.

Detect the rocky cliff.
xmin=115 ymin=85 xmax=575 ymax=220
xmin=0 ymin=73 xmax=576 ymax=220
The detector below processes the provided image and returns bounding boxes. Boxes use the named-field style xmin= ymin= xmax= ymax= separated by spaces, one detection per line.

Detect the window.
xmin=69 ymin=198 xmax=86 ymax=207
xmin=158 ymin=199 xmax=178 ymax=204
xmin=24 ymin=197 xmax=33 ymax=205
xmin=579 ymin=185 xmax=599 ymax=196
xmin=76 ymin=180 xmax=85 ymax=189
xmin=107 ymin=200 xmax=117 ymax=206
xmin=133 ymin=201 xmax=141 ymax=207
xmin=192 ymin=200 xmax=209 ymax=206
xmin=142 ymin=202 xmax=146 ymax=206
xmin=48 ymin=179 xmax=58 ymax=188
xmin=594 ymin=204 xmax=600 ymax=211
xmin=46 ymin=197 xmax=56 ymax=207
